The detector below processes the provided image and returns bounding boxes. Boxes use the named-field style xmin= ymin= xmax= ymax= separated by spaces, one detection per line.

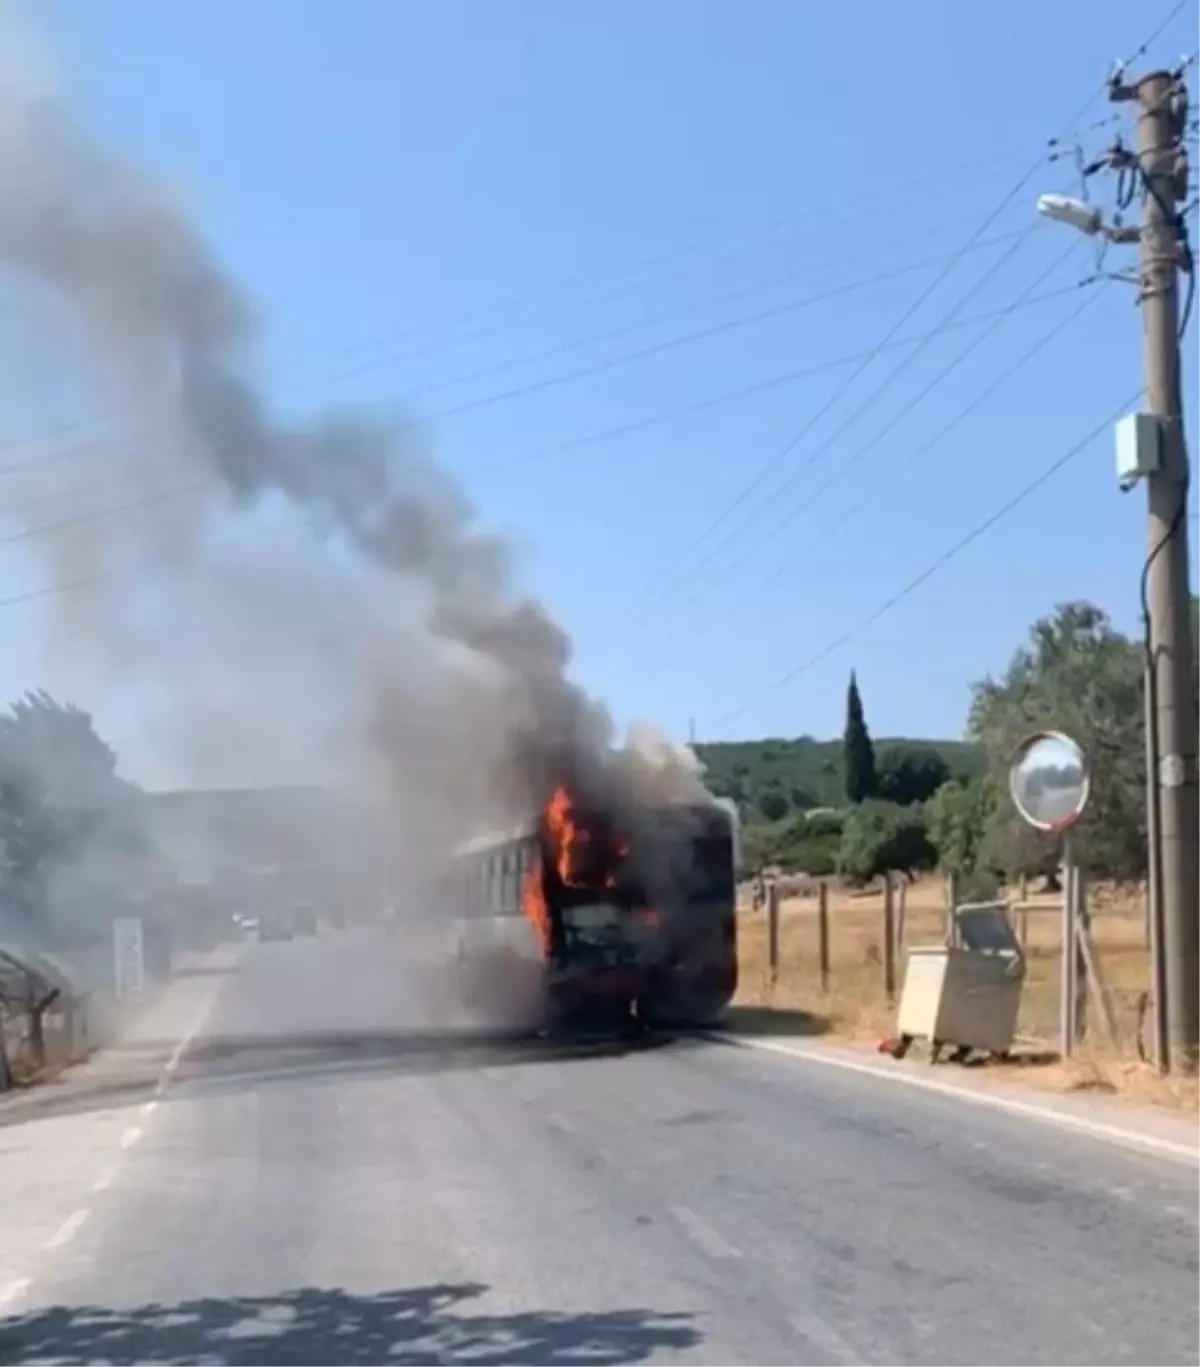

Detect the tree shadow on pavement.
xmin=0 ymin=1281 xmax=701 ymax=1365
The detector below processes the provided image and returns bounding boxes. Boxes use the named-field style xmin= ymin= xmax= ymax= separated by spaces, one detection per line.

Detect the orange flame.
xmin=546 ymin=786 xmax=586 ymax=884
xmin=521 ymin=864 xmax=551 ymax=958
xmin=522 ymin=786 xmax=634 ymax=960
xmin=544 ymin=785 xmax=628 ymax=889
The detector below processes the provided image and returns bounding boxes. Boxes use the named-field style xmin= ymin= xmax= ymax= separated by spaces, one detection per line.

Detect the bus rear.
xmin=542 ymin=796 xmax=739 ymax=1029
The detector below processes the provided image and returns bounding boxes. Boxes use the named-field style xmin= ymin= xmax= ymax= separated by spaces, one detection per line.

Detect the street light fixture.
xmin=1035 ymin=192 xmax=1141 ymax=243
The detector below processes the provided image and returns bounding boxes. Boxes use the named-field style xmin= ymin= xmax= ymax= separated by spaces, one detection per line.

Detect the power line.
xmin=706 ymin=390 xmax=1143 ymax=735
xmin=0 ymin=226 xmax=1034 ymax=487
xmin=0 ymin=149 xmax=1048 ymax=474
xmin=613 ymin=228 xmax=1052 ymax=643
xmin=0 ymin=479 xmax=209 ymax=555
xmin=0 ymin=284 xmax=1083 ymax=557
xmin=0 ymin=539 xmax=193 ymax=615
xmin=289 ymin=149 xmax=1050 ymax=371
xmin=602 ymin=0 xmax=1196 ymax=642
xmin=368 ymin=220 xmax=1036 ymax=416
xmin=604 ymin=220 xmax=1052 ymax=641
xmin=637 ymin=259 xmax=1103 ymax=677
xmin=466 ymin=282 xmax=1081 ymax=479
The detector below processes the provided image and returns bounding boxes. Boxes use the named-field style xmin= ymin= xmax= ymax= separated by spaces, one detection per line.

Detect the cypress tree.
xmin=843 ymin=670 xmax=877 ymax=803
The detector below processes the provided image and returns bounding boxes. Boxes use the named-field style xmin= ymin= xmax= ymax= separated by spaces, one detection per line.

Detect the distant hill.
xmin=694 ymin=735 xmax=985 ymax=820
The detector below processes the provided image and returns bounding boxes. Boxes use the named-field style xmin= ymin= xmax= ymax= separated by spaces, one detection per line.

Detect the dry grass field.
xmin=732 ymin=874 xmax=1200 ymax=1112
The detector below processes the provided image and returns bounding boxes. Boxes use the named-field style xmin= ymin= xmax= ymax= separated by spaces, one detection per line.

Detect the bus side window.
xmin=506 ymin=849 xmax=518 ymax=912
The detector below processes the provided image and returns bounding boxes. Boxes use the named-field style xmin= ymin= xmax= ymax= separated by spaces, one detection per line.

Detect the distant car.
xmin=260 ymin=918 xmax=293 ymax=942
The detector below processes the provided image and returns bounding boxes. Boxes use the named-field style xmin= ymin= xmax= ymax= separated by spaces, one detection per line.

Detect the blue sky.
xmin=3 ymin=0 xmax=1198 ymax=782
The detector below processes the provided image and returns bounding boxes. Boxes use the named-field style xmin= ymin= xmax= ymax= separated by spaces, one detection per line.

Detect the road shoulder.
xmin=711 ymin=1029 xmax=1200 ymax=1164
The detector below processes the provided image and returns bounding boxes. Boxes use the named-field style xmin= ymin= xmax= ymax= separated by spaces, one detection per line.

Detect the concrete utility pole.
xmin=1110 ymin=67 xmax=1199 ymax=1069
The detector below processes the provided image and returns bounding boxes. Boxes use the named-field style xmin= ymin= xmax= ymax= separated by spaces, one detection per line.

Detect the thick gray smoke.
xmin=0 ymin=10 xmax=712 ymax=932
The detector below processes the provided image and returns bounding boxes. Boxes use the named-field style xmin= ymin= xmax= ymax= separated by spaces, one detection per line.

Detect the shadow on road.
xmin=0 ymin=1027 xmax=707 ymax=1129
xmin=0 ymin=1280 xmax=701 ymax=1365
xmin=721 ymin=1004 xmax=831 ymax=1037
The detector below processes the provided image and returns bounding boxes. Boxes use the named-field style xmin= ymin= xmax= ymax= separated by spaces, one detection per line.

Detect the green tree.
xmin=925 ymin=775 xmax=1004 ymax=899
xmin=842 ymin=671 xmax=877 ymax=804
xmin=876 ymin=744 xmax=951 ymax=806
xmin=756 ymin=785 xmax=790 ymax=822
xmin=837 ymin=800 xmax=936 ymax=884
xmin=967 ymin=601 xmax=1145 ymax=882
xmin=0 ymin=692 xmax=141 ymax=939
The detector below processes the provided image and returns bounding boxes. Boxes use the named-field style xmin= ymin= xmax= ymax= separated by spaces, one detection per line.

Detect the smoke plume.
xmin=0 ymin=10 xmax=710 ymax=910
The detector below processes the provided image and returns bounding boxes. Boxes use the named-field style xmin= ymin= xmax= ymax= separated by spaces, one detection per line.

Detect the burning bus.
xmin=446 ymin=786 xmax=740 ymax=1034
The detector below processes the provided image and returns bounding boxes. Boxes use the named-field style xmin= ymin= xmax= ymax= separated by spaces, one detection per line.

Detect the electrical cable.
xmin=284 ymin=145 xmax=1056 ymax=381
xmin=365 ymin=223 xmax=1034 ymax=417
xmin=0 ymin=147 xmax=1049 ymax=472
xmin=613 ymin=228 xmax=1052 ymax=645
xmin=0 ymin=228 xmax=1033 ymax=487
xmin=465 ymin=284 xmax=1084 ymax=478
xmin=706 ymin=390 xmax=1144 ymax=734
xmin=601 ymin=219 xmax=1050 ymax=638
xmin=637 ymin=270 xmax=1105 ymax=678
xmin=0 ymin=288 xmax=1067 ymax=522
xmin=0 ymin=283 xmax=1083 ymax=549
xmin=599 ymin=0 xmax=1196 ymax=646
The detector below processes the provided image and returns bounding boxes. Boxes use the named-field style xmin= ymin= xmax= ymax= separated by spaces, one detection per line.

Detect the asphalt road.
xmin=0 ymin=933 xmax=1196 ymax=1366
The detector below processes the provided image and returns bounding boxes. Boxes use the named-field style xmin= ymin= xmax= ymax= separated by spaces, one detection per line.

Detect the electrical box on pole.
xmin=1114 ymin=412 xmax=1163 ymax=490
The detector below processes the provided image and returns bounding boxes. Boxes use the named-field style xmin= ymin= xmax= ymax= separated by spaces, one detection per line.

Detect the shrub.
xmin=837 ymin=800 xmax=936 ymax=884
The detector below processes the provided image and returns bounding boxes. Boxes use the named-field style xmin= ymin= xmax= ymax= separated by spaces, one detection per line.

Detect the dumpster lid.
xmin=953 ymin=901 xmax=1021 ymax=956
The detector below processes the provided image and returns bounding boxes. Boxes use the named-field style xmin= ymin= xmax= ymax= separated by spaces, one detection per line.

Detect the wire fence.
xmin=736 ymin=874 xmax=1150 ymax=1053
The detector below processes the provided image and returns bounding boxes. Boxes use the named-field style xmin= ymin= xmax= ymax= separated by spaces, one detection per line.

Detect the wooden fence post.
xmin=1073 ymin=862 xmax=1089 ymax=1042
xmin=1059 ymin=840 xmax=1078 ymax=1058
xmin=895 ymin=878 xmax=907 ymax=954
xmin=767 ymin=881 xmax=780 ymax=985
xmin=817 ymin=880 xmax=830 ymax=993
xmin=882 ymin=875 xmax=897 ymax=1003
xmin=944 ymin=871 xmax=959 ymax=945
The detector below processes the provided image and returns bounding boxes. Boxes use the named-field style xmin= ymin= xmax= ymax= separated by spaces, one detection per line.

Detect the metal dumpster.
xmin=895 ymin=902 xmax=1026 ymax=1059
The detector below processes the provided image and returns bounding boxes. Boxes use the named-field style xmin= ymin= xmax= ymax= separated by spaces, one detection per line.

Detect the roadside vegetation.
xmin=701 ymin=597 xmax=1199 ymax=896
xmin=709 ymin=596 xmax=1200 ymax=1111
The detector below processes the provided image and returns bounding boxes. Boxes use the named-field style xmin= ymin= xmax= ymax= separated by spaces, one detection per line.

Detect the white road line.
xmin=164 ymin=976 xmax=227 ymax=1079
xmin=0 ymin=957 xmax=239 ymax=1324
xmin=44 ymin=1209 xmax=89 ymax=1250
xmin=787 ymin=1311 xmax=860 ymax=1366
xmin=0 ymin=1278 xmax=31 ymax=1311
xmin=711 ymin=1033 xmax=1200 ymax=1165
xmin=671 ymin=1203 xmax=742 ymax=1261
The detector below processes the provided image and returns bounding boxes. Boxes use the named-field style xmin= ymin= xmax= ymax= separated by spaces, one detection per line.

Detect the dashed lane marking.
xmin=0 ymin=1278 xmax=31 ymax=1311
xmin=672 ymin=1203 xmax=742 ymax=1261
xmin=44 ymin=1209 xmax=89 ymax=1250
xmin=0 ymin=955 xmax=240 ymax=1319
